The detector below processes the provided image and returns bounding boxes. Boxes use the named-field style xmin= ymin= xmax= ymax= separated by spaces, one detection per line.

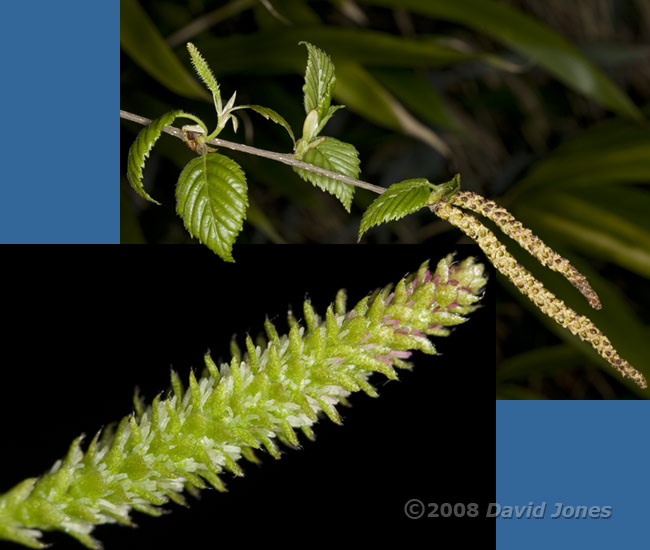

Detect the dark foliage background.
xmin=120 ymin=0 xmax=650 ymax=398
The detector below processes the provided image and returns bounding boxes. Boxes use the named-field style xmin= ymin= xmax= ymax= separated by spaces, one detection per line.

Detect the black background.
xmin=0 ymin=244 xmax=494 ymax=548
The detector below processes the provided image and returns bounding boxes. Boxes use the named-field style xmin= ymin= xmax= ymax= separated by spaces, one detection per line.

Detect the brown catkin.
xmin=451 ymin=191 xmax=602 ymax=310
xmin=432 ymin=201 xmax=646 ymax=389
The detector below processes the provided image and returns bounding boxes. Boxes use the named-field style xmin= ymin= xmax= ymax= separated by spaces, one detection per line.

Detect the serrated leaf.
xmin=127 ymin=110 xmax=182 ymax=205
xmin=293 ymin=137 xmax=359 ymax=211
xmin=237 ymin=105 xmax=295 ymax=144
xmin=176 ymin=153 xmax=248 ymax=262
xmin=359 ymin=179 xmax=434 ymax=239
xmin=300 ymin=42 xmax=336 ymax=119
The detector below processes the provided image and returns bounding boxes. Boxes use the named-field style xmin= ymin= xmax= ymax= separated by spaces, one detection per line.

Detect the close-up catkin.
xmin=0 ymin=255 xmax=487 ymax=549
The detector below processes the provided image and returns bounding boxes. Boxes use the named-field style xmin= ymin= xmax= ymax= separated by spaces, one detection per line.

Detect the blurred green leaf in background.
xmin=120 ymin=0 xmax=650 ymax=399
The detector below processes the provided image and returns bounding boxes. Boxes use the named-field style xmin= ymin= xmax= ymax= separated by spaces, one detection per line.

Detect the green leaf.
xmin=127 ymin=110 xmax=182 ymax=205
xmin=120 ymin=0 xmax=209 ymax=100
xmin=175 ymin=153 xmax=248 ymax=262
xmin=293 ymin=137 xmax=359 ymax=211
xmin=357 ymin=0 xmax=643 ymax=120
xmin=359 ymin=179 xmax=434 ymax=239
xmin=300 ymin=41 xmax=336 ymax=119
xmin=186 ymin=42 xmax=222 ymax=112
xmin=236 ymin=105 xmax=295 ymax=144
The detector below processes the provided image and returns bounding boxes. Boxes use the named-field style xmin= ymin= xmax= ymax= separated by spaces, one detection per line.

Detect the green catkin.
xmin=0 ymin=256 xmax=487 ymax=549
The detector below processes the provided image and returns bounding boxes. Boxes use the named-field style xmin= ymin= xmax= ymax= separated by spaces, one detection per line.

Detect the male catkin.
xmin=0 ymin=255 xmax=487 ymax=549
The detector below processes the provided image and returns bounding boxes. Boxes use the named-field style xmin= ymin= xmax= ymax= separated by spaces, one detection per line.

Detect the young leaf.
xmin=293 ymin=137 xmax=359 ymax=212
xmin=359 ymin=179 xmax=435 ymax=239
xmin=300 ymin=41 xmax=336 ymax=119
xmin=127 ymin=110 xmax=182 ymax=205
xmin=186 ymin=42 xmax=222 ymax=112
xmin=235 ymin=105 xmax=295 ymax=144
xmin=301 ymin=109 xmax=320 ymax=142
xmin=176 ymin=153 xmax=248 ymax=262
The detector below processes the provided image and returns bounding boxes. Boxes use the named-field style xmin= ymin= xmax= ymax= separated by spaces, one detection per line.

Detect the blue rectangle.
xmin=496 ymin=401 xmax=649 ymax=549
xmin=0 ymin=2 xmax=118 ymax=243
